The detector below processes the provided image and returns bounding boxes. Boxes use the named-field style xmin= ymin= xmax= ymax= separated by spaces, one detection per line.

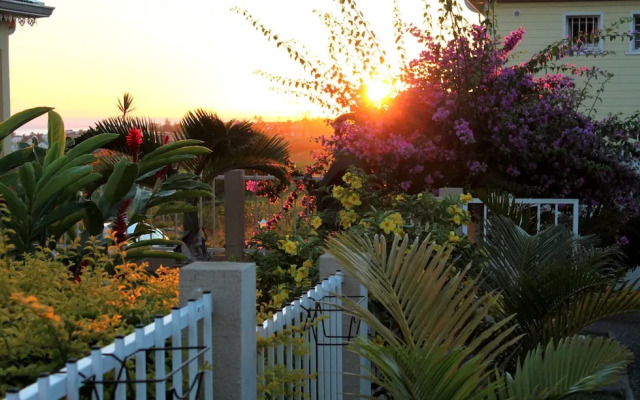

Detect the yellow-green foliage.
xmin=257 ymin=322 xmax=318 ymax=399
xmin=0 ymin=227 xmax=179 ymax=394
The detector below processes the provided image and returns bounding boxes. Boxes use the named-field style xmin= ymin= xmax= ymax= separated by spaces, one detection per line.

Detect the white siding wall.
xmin=493 ymin=1 xmax=640 ymax=118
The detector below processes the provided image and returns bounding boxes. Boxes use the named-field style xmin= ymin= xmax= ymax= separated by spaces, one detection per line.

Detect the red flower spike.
xmin=112 ymin=198 xmax=131 ymax=244
xmin=126 ymin=128 xmax=143 ymax=162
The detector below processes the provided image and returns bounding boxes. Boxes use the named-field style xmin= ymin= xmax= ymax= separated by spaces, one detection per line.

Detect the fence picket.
xmin=187 ymin=299 xmax=198 ymax=400
xmin=90 ymin=346 xmax=103 ymax=400
xmin=114 ymin=335 xmax=126 ymax=400
xmin=65 ymin=360 xmax=79 ymax=400
xmin=171 ymin=307 xmax=183 ymax=397
xmin=134 ymin=324 xmax=146 ymax=399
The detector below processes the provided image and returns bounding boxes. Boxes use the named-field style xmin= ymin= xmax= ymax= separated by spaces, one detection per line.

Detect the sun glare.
xmin=366 ymin=79 xmax=393 ymax=105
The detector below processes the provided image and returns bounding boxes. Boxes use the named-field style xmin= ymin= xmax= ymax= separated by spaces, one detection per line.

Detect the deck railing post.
xmin=224 ymin=169 xmax=246 ymax=259
xmin=179 ymin=262 xmax=257 ymax=400
xmin=319 ymin=254 xmax=370 ymax=399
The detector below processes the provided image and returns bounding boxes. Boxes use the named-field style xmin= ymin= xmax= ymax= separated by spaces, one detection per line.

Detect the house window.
xmin=566 ymin=15 xmax=601 ymax=52
xmin=634 ymin=14 xmax=640 ymax=50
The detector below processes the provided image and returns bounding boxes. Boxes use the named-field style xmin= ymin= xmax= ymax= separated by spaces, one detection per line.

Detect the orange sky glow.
xmin=11 ymin=0 xmax=474 ymax=130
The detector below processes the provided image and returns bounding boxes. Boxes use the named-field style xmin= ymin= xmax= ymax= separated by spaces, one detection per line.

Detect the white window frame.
xmin=627 ymin=11 xmax=640 ymax=55
xmin=563 ymin=12 xmax=605 ymax=54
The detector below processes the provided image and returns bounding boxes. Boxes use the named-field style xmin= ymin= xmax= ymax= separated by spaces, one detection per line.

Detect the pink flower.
xmin=246 ymin=180 xmax=258 ymax=193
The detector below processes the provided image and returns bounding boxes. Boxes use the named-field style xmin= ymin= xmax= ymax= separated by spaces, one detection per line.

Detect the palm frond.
xmin=324 ymin=231 xmax=520 ymax=354
xmin=476 ymin=190 xmax=535 ymax=233
xmin=176 ymin=109 xmax=291 ymax=183
xmin=482 ymin=216 xmax=631 ymax=350
xmin=73 ymin=116 xmax=167 ymax=157
xmin=352 ymin=339 xmax=503 ymax=400
xmin=502 ymin=335 xmax=632 ymax=399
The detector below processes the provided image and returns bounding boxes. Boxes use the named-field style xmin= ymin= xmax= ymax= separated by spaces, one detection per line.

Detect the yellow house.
xmin=465 ymin=0 xmax=640 ymax=118
xmin=0 ymin=0 xmax=53 ymax=153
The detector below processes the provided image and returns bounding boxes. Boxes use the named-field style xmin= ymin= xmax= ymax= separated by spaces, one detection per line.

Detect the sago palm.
xmin=481 ymin=216 xmax=640 ymax=352
xmin=324 ymin=232 xmax=633 ymax=399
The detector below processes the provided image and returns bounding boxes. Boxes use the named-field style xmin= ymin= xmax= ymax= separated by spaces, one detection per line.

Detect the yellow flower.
xmin=395 ymin=194 xmax=405 ymax=203
xmin=447 ymin=205 xmax=463 ymax=215
xmin=460 ymin=193 xmax=473 ymax=203
xmin=342 ymin=172 xmax=363 ymax=189
xmin=283 ymin=240 xmax=298 ymax=255
xmin=379 ymin=218 xmax=396 ymax=234
xmin=417 ymin=193 xmax=423 ymax=199
xmin=452 ymin=214 xmax=461 ymax=225
xmin=347 ymin=192 xmax=362 ymax=207
xmin=339 ymin=210 xmax=358 ymax=229
xmin=448 ymin=231 xmax=460 ymax=244
xmin=390 ymin=212 xmax=404 ymax=226
xmin=433 ymin=244 xmax=442 ymax=252
xmin=359 ymin=219 xmax=371 ymax=229
xmin=302 ymin=260 xmax=313 ymax=269
xmin=310 ymin=216 xmax=322 ymax=229
xmin=289 ymin=264 xmax=298 ymax=276
xmin=309 ymin=229 xmax=318 ymax=236
xmin=332 ymin=185 xmax=346 ymax=199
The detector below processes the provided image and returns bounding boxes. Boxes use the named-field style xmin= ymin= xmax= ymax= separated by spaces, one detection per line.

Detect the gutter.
xmin=0 ymin=0 xmax=54 ymax=18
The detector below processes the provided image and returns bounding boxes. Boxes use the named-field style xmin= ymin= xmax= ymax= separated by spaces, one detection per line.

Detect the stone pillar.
xmin=319 ymin=254 xmax=371 ymax=399
xmin=179 ymin=262 xmax=257 ymax=400
xmin=0 ymin=22 xmax=11 ymax=155
xmin=438 ymin=187 xmax=463 ymax=198
xmin=224 ymin=170 xmax=245 ymax=259
xmin=440 ymin=187 xmax=465 ymax=236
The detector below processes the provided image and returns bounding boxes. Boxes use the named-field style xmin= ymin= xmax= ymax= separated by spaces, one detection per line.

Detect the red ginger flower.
xmin=112 ymin=198 xmax=131 ymax=244
xmin=127 ymin=128 xmax=142 ymax=162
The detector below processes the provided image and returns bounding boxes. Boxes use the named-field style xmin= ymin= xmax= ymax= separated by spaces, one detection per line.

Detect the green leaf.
xmin=126 ymin=239 xmax=182 ymax=249
xmin=98 ymin=159 xmax=138 ymax=218
xmin=505 ymin=335 xmax=632 ymax=399
xmin=0 ymin=146 xmax=35 ymax=175
xmin=146 ymin=189 xmax=212 ymax=208
xmin=140 ymin=140 xmax=207 ymax=162
xmin=0 ymin=107 xmax=52 ymax=142
xmin=0 ymin=181 xmax=28 ymax=224
xmin=43 ymin=142 xmax=61 ymax=167
xmin=65 ymin=133 xmax=119 ymax=161
xmin=47 ymin=111 xmax=65 ymax=158
xmin=152 ymin=202 xmax=199 ymax=217
xmin=125 ymin=248 xmax=188 ymax=262
xmin=18 ymin=162 xmax=36 ymax=203
xmin=33 ymin=166 xmax=93 ymax=214
xmin=137 ymin=154 xmax=197 ymax=177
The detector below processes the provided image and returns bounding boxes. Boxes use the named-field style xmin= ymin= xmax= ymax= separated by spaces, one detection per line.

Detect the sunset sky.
xmin=11 ymin=0 xmax=474 ymax=130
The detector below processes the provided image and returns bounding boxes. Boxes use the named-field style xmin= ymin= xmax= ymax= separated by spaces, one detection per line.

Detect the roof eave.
xmin=0 ymin=0 xmax=54 ymax=19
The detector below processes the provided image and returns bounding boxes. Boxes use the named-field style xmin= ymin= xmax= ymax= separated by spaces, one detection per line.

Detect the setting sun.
xmin=365 ymin=79 xmax=393 ymax=104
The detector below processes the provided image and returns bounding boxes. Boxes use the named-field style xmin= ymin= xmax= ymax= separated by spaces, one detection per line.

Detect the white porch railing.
xmin=258 ymin=273 xmax=345 ymax=400
xmin=463 ymin=198 xmax=580 ymax=237
xmin=5 ymin=293 xmax=213 ymax=400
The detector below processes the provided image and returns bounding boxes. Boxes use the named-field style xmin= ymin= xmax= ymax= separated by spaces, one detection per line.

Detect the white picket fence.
xmin=5 ymin=294 xmax=213 ymax=400
xmin=258 ymin=273 xmax=345 ymax=400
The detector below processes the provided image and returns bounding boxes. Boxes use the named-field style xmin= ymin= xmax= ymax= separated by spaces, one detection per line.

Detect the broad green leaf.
xmin=47 ymin=209 xmax=86 ymax=238
xmin=140 ymin=139 xmax=204 ymax=162
xmin=37 ymin=155 xmax=69 ymax=193
xmin=0 ymin=107 xmax=52 ymax=142
xmin=83 ymin=201 xmax=104 ymax=235
xmin=33 ymin=165 xmax=93 ymax=214
xmin=43 ymin=142 xmax=61 ymax=167
xmin=47 ymin=111 xmax=65 ymax=158
xmin=125 ymin=248 xmax=188 ymax=262
xmin=146 ymin=189 xmax=212 ymax=208
xmin=98 ymin=159 xmax=138 ymax=218
xmin=0 ymin=181 xmax=28 ymax=224
xmin=18 ymin=162 xmax=36 ymax=204
xmin=137 ymin=154 xmax=197 ymax=176
xmin=33 ymin=202 xmax=93 ymax=236
xmin=61 ymin=172 xmax=102 ymax=197
xmin=129 ymin=187 xmax=152 ymax=216
xmin=65 ymin=133 xmax=119 ymax=161
xmin=0 ymin=146 xmax=35 ymax=175
xmin=153 ymin=202 xmax=199 ymax=216
xmin=126 ymin=239 xmax=182 ymax=249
